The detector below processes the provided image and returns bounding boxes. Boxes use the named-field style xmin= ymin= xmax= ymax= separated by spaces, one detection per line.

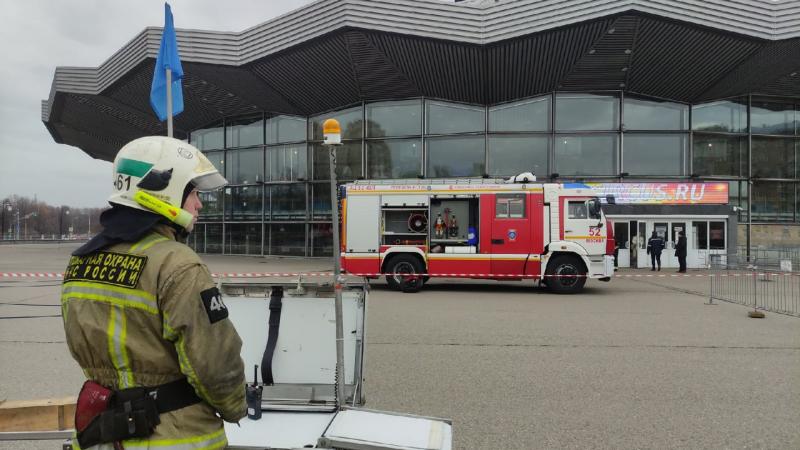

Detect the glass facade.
xmin=188 ymin=94 xmax=800 ymax=256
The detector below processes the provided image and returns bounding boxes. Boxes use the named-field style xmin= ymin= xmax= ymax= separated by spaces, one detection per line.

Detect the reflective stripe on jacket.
xmin=62 ymin=225 xmax=246 ymax=449
xmin=647 ymin=237 xmax=665 ymax=254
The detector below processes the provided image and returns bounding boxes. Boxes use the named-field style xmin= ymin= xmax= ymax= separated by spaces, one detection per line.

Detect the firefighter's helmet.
xmin=108 ymin=136 xmax=226 ymax=230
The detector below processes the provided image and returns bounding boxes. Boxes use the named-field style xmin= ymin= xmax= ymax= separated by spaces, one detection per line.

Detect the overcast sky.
xmin=0 ymin=0 xmax=317 ymax=208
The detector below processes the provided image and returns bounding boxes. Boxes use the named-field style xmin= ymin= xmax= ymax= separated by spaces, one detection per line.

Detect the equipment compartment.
xmin=381 ymin=208 xmax=427 ymax=246
xmin=429 ymin=198 xmax=479 ymax=251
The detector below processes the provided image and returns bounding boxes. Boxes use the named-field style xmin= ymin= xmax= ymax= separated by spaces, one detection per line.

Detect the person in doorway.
xmin=675 ymin=230 xmax=688 ymax=273
xmin=630 ymin=234 xmax=639 ymax=266
xmin=646 ymin=230 xmax=664 ymax=271
xmin=62 ymin=136 xmax=246 ymax=449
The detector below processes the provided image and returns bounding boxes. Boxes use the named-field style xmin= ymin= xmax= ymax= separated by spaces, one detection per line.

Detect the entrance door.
xmin=614 ymin=222 xmax=629 ymax=268
xmin=650 ymin=222 xmax=670 ymax=268
xmin=629 ymin=221 xmax=639 ymax=268
xmin=636 ymin=222 xmax=647 ymax=268
xmin=667 ymin=222 xmax=686 ymax=268
xmin=692 ymin=221 xmax=708 ymax=268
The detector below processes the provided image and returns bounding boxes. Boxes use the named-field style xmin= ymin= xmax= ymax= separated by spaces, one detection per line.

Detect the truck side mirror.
xmin=588 ymin=198 xmax=602 ymax=216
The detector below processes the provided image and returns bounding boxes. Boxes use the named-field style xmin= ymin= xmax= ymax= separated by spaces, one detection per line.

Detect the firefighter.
xmin=646 ymin=230 xmax=665 ymax=271
xmin=62 ymin=136 xmax=246 ymax=449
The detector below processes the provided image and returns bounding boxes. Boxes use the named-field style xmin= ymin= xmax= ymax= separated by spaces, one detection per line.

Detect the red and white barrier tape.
xmin=1 ymin=271 xmax=797 ymax=279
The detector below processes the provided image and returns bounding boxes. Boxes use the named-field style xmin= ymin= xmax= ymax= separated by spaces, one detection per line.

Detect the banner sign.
xmin=588 ymin=182 xmax=729 ymax=205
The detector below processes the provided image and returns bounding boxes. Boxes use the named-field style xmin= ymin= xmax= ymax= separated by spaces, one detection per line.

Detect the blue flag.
xmin=150 ymin=3 xmax=184 ymax=122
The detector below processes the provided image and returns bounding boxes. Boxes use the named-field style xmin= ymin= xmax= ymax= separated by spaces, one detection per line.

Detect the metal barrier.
xmin=736 ymin=246 xmax=800 ymax=271
xmin=709 ymin=255 xmax=799 ymax=317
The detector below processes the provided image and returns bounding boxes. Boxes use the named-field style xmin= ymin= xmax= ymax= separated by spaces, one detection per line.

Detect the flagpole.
xmin=166 ymin=67 xmax=173 ymax=138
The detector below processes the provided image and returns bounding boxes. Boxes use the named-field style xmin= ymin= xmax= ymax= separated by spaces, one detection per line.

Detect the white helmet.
xmin=109 ymin=136 xmax=226 ymax=230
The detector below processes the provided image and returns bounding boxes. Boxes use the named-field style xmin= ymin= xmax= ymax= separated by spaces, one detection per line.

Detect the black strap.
xmin=262 ymin=286 xmax=283 ymax=385
xmin=147 ymin=377 xmax=202 ymax=414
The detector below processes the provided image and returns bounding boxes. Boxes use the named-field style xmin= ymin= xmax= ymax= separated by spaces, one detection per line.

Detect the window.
xmin=556 ymin=94 xmax=619 ymax=131
xmin=568 ymin=201 xmax=588 ymax=219
xmin=496 ymin=194 xmax=526 ymax=218
xmin=268 ymin=144 xmax=307 ymax=181
xmin=487 ymin=135 xmax=548 ymax=177
xmin=752 ymin=137 xmax=795 ymax=179
xmin=555 ymin=135 xmax=618 ymax=176
xmin=751 ymin=100 xmax=795 ymax=135
xmin=709 ymin=221 xmax=725 ymax=250
xmin=366 ymin=100 xmax=422 ymax=137
xmin=191 ymin=122 xmax=224 ymax=150
xmin=425 ymin=100 xmax=485 ymax=135
xmin=692 ymin=222 xmax=708 ymax=250
xmin=489 ymin=96 xmax=550 ymax=132
xmin=225 ymin=224 xmax=262 ymax=255
xmin=270 ymin=184 xmax=306 ymax=221
xmin=198 ymin=190 xmax=223 ymax=220
xmin=203 ymin=151 xmax=226 ymax=178
xmin=266 ymin=115 xmax=306 ymax=144
xmin=311 ymin=223 xmax=333 ymax=257
xmin=623 ymin=97 xmax=688 ymax=130
xmin=752 ymin=181 xmax=795 ymax=222
xmin=623 ymin=134 xmax=686 ymax=176
xmin=311 ymin=183 xmax=332 ymax=220
xmin=691 ymin=99 xmax=747 ymax=133
xmin=226 ymin=116 xmax=263 ymax=148
xmin=367 ymin=139 xmax=422 ymax=179
xmin=205 ymin=224 xmax=223 ymax=254
xmin=729 ymin=181 xmax=748 ymax=222
xmin=189 ymin=224 xmax=206 ymax=253
xmin=226 ymin=147 xmax=264 ymax=184
xmin=224 ymin=186 xmax=262 ymax=220
xmin=310 ymin=107 xmax=362 ymax=141
xmin=426 ymin=136 xmax=485 ymax=177
xmin=270 ymin=223 xmax=306 ymax=256
xmin=312 ymin=142 xmax=362 ymax=180
xmin=692 ymin=135 xmax=746 ymax=177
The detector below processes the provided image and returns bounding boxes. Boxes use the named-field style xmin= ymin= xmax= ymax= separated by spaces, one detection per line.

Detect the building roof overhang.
xmin=42 ymin=0 xmax=800 ymax=161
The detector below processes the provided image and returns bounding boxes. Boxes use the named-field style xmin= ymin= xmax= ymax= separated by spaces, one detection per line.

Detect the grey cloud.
xmin=0 ymin=0 xmax=314 ymax=208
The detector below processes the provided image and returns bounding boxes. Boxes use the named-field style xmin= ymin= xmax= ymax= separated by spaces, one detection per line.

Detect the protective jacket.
xmin=675 ymin=236 xmax=687 ymax=257
xmin=647 ymin=236 xmax=665 ymax=255
xmin=62 ymin=224 xmax=246 ymax=449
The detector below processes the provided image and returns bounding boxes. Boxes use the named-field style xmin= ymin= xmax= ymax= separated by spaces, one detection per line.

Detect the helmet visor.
xmin=192 ymin=172 xmax=228 ymax=192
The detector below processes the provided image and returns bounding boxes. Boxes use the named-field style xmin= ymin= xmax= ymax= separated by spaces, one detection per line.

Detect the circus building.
xmin=43 ymin=0 xmax=800 ymax=267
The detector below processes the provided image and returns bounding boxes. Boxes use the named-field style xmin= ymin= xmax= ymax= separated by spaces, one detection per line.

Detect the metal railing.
xmin=736 ymin=246 xmax=800 ymax=271
xmin=709 ymin=255 xmax=799 ymax=317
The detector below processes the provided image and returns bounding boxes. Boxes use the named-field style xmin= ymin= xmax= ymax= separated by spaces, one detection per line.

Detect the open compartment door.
xmin=318 ymin=407 xmax=452 ymax=450
xmin=222 ymin=281 xmax=367 ymax=408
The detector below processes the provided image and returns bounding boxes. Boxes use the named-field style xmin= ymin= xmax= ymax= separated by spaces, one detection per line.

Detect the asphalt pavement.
xmin=1 ymin=243 xmax=798 ymax=449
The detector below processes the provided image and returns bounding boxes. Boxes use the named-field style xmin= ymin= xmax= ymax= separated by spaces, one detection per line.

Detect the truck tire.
xmin=545 ymin=255 xmax=586 ymax=294
xmin=385 ymin=255 xmax=424 ymax=293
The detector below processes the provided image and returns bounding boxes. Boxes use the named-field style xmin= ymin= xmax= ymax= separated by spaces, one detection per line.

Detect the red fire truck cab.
xmin=340 ymin=175 xmax=615 ymax=294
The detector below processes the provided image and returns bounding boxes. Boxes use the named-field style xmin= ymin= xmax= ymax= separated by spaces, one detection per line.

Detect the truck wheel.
xmin=545 ymin=256 xmax=586 ymax=294
xmin=385 ymin=255 xmax=424 ymax=293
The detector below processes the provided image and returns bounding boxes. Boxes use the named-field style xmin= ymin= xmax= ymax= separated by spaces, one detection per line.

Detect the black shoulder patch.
xmin=63 ymin=252 xmax=147 ymax=288
xmin=200 ymin=287 xmax=229 ymax=324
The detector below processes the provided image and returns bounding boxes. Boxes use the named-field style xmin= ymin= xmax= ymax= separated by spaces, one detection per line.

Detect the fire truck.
xmin=340 ymin=174 xmax=615 ymax=294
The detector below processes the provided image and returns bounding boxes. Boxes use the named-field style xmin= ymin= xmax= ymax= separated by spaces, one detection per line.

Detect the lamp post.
xmin=1 ymin=202 xmax=9 ymax=240
xmin=59 ymin=207 xmax=70 ymax=239
xmin=322 ymin=118 xmax=346 ymax=408
xmin=13 ymin=209 xmax=20 ymax=240
xmin=21 ymin=212 xmax=37 ymax=240
xmin=3 ymin=203 xmax=15 ymax=240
